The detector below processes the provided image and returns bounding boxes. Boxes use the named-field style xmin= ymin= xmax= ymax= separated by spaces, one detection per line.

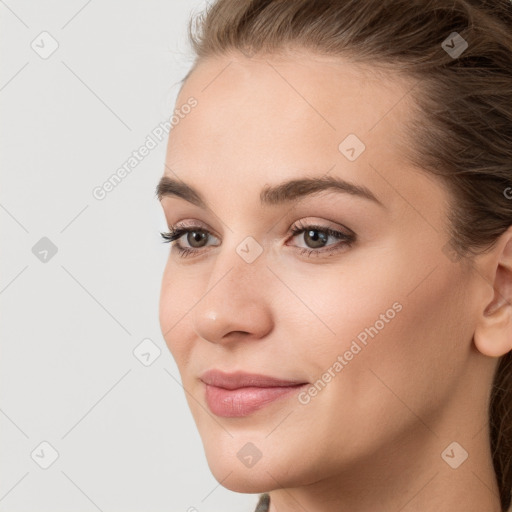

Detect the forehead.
xmin=164 ymin=51 xmax=444 ymax=223
xmin=169 ymin=51 xmax=414 ymax=164
xmin=177 ymin=51 xmax=413 ymax=129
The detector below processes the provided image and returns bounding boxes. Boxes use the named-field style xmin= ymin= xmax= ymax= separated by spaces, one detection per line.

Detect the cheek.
xmin=327 ymin=265 xmax=467 ymax=424
xmin=370 ymin=265 xmax=470 ymax=397
xmin=281 ymin=246 xmax=468 ymax=416
xmin=271 ymin=262 xmax=399 ymax=369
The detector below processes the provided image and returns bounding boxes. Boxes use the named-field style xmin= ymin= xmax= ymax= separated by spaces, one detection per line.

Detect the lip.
xmin=200 ymin=369 xmax=308 ymax=390
xmin=200 ymin=369 xmax=309 ymax=418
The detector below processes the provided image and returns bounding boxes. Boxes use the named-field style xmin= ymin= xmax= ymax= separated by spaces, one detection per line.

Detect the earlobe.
xmin=473 ymin=229 xmax=512 ymax=358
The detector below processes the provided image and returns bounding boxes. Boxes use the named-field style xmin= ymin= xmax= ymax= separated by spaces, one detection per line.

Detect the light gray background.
xmin=1 ymin=1 xmax=260 ymax=510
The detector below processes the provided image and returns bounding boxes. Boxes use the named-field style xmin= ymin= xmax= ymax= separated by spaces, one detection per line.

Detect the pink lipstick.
xmin=200 ymin=369 xmax=308 ymax=417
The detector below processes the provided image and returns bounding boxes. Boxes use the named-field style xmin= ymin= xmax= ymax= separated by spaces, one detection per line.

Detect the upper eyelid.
xmin=168 ymin=216 xmax=352 ymax=233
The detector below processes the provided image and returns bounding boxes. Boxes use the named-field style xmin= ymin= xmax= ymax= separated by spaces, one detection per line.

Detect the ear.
xmin=474 ymin=225 xmax=512 ymax=358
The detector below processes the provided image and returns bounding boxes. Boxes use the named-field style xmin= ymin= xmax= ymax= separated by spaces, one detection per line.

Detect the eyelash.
xmin=160 ymin=220 xmax=355 ymax=259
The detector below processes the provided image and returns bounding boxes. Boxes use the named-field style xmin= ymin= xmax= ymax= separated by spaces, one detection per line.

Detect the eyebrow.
xmin=155 ymin=174 xmax=384 ymax=209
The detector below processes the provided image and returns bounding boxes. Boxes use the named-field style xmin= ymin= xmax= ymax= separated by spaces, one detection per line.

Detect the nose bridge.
xmin=191 ymin=237 xmax=273 ymax=342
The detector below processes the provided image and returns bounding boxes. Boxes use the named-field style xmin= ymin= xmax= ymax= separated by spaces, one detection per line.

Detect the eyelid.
xmin=290 ymin=217 xmax=354 ymax=236
xmin=169 ymin=219 xmax=220 ymax=238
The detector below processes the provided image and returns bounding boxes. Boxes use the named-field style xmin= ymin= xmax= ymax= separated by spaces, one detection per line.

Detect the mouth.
xmin=200 ymin=369 xmax=309 ymax=417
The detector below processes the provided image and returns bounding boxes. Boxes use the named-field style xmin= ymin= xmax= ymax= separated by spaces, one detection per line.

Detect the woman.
xmin=156 ymin=0 xmax=512 ymax=510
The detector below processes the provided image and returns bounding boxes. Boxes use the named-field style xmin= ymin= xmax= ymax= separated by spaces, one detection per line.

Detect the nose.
xmin=190 ymin=249 xmax=274 ymax=345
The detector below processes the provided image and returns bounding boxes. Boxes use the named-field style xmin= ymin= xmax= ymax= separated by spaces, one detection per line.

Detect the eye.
xmin=160 ymin=219 xmax=356 ymax=259
xmin=287 ymin=219 xmax=355 ymax=258
xmin=160 ymin=225 xmax=219 ymax=258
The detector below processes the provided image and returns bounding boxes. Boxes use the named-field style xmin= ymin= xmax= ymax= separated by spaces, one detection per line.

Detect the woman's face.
xmin=158 ymin=51 xmax=488 ymax=493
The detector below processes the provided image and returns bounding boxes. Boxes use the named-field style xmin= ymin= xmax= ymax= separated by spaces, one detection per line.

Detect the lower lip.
xmin=204 ymin=383 xmax=307 ymax=417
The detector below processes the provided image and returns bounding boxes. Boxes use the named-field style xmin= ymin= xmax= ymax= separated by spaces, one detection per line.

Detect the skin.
xmin=157 ymin=49 xmax=512 ymax=512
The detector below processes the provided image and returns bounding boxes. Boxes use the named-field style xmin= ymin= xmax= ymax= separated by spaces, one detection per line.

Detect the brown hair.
xmin=184 ymin=0 xmax=512 ymax=509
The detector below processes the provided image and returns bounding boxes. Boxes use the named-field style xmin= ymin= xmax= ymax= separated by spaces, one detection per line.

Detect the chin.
xmin=213 ymin=473 xmax=274 ymax=494
xmin=202 ymin=442 xmax=315 ymax=494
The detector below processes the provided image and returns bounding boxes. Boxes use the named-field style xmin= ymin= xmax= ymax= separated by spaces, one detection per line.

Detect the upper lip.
xmin=200 ymin=369 xmax=308 ymax=390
